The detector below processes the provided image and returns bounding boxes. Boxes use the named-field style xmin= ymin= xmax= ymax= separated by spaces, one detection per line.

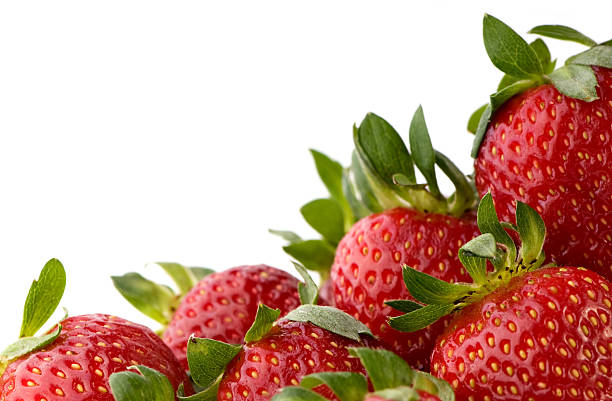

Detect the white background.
xmin=1 ymin=1 xmax=610 ymax=346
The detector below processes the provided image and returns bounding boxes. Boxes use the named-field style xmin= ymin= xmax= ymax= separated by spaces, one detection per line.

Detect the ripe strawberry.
xmin=469 ymin=15 xmax=612 ymax=280
xmin=272 ymin=347 xmax=454 ymax=401
xmin=0 ymin=259 xmax=189 ymax=401
xmin=274 ymin=108 xmax=479 ymax=369
xmin=390 ymin=194 xmax=612 ymax=400
xmin=113 ymin=263 xmax=302 ymax=370
xmin=184 ymin=304 xmax=381 ymax=401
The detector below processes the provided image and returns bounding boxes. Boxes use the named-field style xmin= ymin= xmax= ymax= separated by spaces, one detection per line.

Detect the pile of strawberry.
xmin=1 ymin=14 xmax=611 ymax=401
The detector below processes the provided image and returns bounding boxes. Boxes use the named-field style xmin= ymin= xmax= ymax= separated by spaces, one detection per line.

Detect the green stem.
xmin=434 ymin=151 xmax=476 ymax=217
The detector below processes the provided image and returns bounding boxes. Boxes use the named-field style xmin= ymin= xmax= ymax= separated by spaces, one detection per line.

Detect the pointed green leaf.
xmin=269 ymin=229 xmax=303 ymax=245
xmin=349 ymin=149 xmax=385 ymax=213
xmin=388 ymin=304 xmax=455 ymax=332
xmin=601 ymin=39 xmax=612 ymax=46
xmin=271 ymin=386 xmax=330 ymax=401
xmin=549 ymin=64 xmax=599 ymax=101
xmin=354 ymin=113 xmax=416 ymax=188
xmin=530 ymin=38 xmax=554 ymax=73
xmin=301 ymin=372 xmax=367 ymax=401
xmin=490 ymin=79 xmax=538 ymax=110
xmin=178 ymin=381 xmax=219 ymax=401
xmin=109 ymin=365 xmax=175 ymax=401
xmin=470 ymin=103 xmax=492 ymax=158
xmin=187 ymin=338 xmax=241 ymax=389
xmin=293 ymin=262 xmax=319 ymax=305
xmin=567 ymin=45 xmax=612 ymax=68
xmin=434 ymin=151 xmax=476 ymax=216
xmin=483 ymin=14 xmax=543 ymax=78
xmin=1 ymin=325 xmax=61 ymax=366
xmin=467 ymin=104 xmax=488 ymax=134
xmin=477 ymin=193 xmax=517 ymax=269
xmin=342 ymin=163 xmax=372 ymax=220
xmin=300 ymin=199 xmax=345 ymax=244
xmin=310 ymin=149 xmax=354 ymax=227
xmin=111 ymin=273 xmax=177 ymax=325
xmin=283 ymin=240 xmax=336 ymax=273
xmin=153 ymin=262 xmax=198 ymax=296
xmin=190 ymin=267 xmax=215 ymax=281
xmin=458 ymin=234 xmax=495 ymax=284
xmin=283 ymin=305 xmax=372 ymax=341
xmin=20 ymin=259 xmax=66 ymax=338
xmin=369 ymin=387 xmax=420 ymax=401
xmin=528 ymin=25 xmax=597 ymax=47
xmin=402 ymin=266 xmax=471 ymax=305
xmin=244 ymin=304 xmax=281 ymax=343
xmin=411 ymin=373 xmax=455 ymax=401
xmin=409 ymin=105 xmax=440 ymax=198
xmin=516 ymin=201 xmax=546 ymax=267
xmin=348 ymin=347 xmax=414 ymax=391
xmin=384 ymin=300 xmax=423 ymax=314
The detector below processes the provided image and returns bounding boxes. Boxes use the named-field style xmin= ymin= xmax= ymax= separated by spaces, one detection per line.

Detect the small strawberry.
xmin=272 ymin=347 xmax=455 ymax=401
xmin=468 ymin=15 xmax=612 ymax=280
xmin=389 ymin=194 xmax=612 ymax=400
xmin=182 ymin=303 xmax=381 ymax=401
xmin=113 ymin=263 xmax=303 ymax=370
xmin=0 ymin=259 xmax=189 ymax=401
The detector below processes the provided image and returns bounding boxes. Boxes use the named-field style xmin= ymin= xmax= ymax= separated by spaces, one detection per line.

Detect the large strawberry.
xmin=0 ymin=259 xmax=189 ymax=401
xmin=181 ymin=303 xmax=381 ymax=401
xmin=390 ymin=194 xmax=611 ymax=400
xmin=272 ymin=347 xmax=455 ymax=401
xmin=112 ymin=263 xmax=303 ymax=370
xmin=468 ymin=15 xmax=612 ymax=280
xmin=274 ymin=109 xmax=480 ymax=369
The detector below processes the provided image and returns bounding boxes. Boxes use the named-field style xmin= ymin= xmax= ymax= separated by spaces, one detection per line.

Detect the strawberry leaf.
xmin=549 ymin=64 xmax=599 ymax=102
xmin=0 ymin=324 xmax=62 ymax=375
xmin=271 ymin=386 xmax=330 ymax=401
xmin=109 ymin=365 xmax=175 ymax=401
xmin=187 ymin=338 xmax=241 ymax=390
xmin=388 ymin=304 xmax=455 ymax=333
xmin=434 ymin=151 xmax=477 ymax=215
xmin=409 ymin=105 xmax=440 ymax=198
xmin=283 ymin=305 xmax=372 ymax=341
xmin=528 ymin=25 xmax=597 ymax=47
xmin=470 ymin=104 xmax=492 ymax=158
xmin=244 ymin=304 xmax=281 ymax=343
xmin=476 ymin=193 xmax=517 ymax=270
xmin=516 ymin=201 xmax=546 ymax=268
xmin=20 ymin=258 xmax=66 ymax=338
xmin=490 ymin=79 xmax=538 ymax=110
xmin=283 ymin=240 xmax=336 ymax=273
xmin=467 ymin=104 xmax=488 ymax=134
xmin=458 ymin=235 xmax=494 ymax=284
xmin=483 ymin=14 xmax=542 ymax=78
xmin=369 ymin=387 xmax=421 ymax=401
xmin=190 ymin=267 xmax=215 ymax=281
xmin=301 ymin=372 xmax=368 ymax=401
xmin=111 ymin=272 xmax=177 ymax=325
xmin=401 ymin=266 xmax=472 ymax=305
xmin=178 ymin=382 xmax=219 ymax=401
xmin=152 ymin=262 xmax=199 ymax=296
xmin=349 ymin=348 xmax=415 ymax=390
xmin=269 ymin=229 xmax=303 ymax=244
xmin=342 ymin=163 xmax=372 ymax=220
xmin=384 ymin=300 xmax=423 ymax=314
xmin=567 ymin=45 xmax=612 ymax=69
xmin=300 ymin=199 xmax=345 ymax=245
xmin=293 ymin=262 xmax=319 ymax=305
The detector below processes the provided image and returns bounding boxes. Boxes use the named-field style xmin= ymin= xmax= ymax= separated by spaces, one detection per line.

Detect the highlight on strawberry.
xmin=272 ymin=347 xmax=455 ymax=401
xmin=273 ymin=107 xmax=480 ymax=369
xmin=112 ymin=263 xmax=303 ymax=370
xmin=469 ymin=14 xmax=612 ymax=281
xmin=0 ymin=259 xmax=190 ymax=401
xmin=388 ymin=193 xmax=611 ymax=400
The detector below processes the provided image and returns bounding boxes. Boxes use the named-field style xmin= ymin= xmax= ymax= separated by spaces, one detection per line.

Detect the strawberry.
xmin=274 ymin=109 xmax=479 ymax=369
xmin=113 ymin=263 xmax=302 ymax=370
xmin=183 ymin=304 xmax=381 ymax=401
xmin=0 ymin=259 xmax=189 ymax=401
xmin=272 ymin=347 xmax=454 ymax=401
xmin=468 ymin=15 xmax=612 ymax=280
xmin=390 ymin=194 xmax=612 ymax=400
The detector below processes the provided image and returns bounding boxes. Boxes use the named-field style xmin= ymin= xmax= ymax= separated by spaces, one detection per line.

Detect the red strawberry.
xmin=469 ymin=15 xmax=612 ymax=280
xmin=390 ymin=194 xmax=612 ymax=401
xmin=272 ymin=347 xmax=454 ymax=401
xmin=184 ymin=305 xmax=380 ymax=401
xmin=332 ymin=208 xmax=478 ymax=369
xmin=274 ymin=109 xmax=479 ymax=369
xmin=0 ymin=259 xmax=189 ymax=401
xmin=113 ymin=263 xmax=302 ymax=370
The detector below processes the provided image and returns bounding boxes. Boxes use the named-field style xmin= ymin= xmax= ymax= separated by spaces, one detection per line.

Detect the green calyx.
xmin=271 ymin=348 xmax=455 ymax=401
xmin=274 ymin=109 xmax=477 ymax=278
xmin=109 ymin=365 xmax=176 ymax=401
xmin=111 ymin=262 xmax=214 ymax=330
xmin=0 ymin=259 xmax=67 ymax=376
xmin=469 ymin=14 xmax=612 ymax=157
xmin=388 ymin=193 xmax=547 ymax=333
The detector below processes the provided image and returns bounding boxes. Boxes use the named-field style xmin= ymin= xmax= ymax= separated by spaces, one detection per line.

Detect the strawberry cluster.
xmin=1 ymin=14 xmax=611 ymax=401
